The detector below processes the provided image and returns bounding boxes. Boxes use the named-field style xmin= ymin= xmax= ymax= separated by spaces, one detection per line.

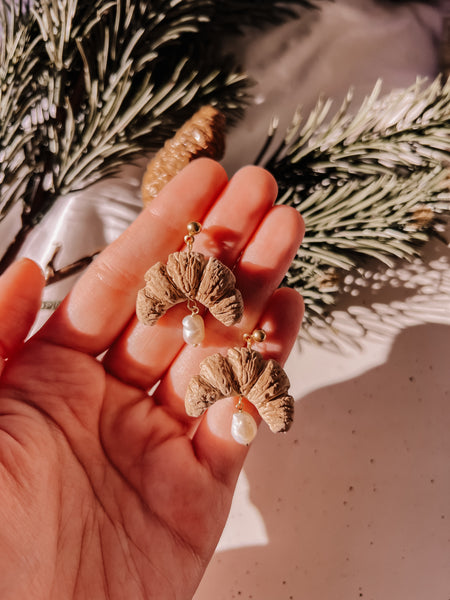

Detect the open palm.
xmin=0 ymin=160 xmax=304 ymax=600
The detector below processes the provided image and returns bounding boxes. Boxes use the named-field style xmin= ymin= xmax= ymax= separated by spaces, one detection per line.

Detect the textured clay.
xmin=185 ymin=347 xmax=294 ymax=433
xmin=136 ymin=251 xmax=243 ymax=327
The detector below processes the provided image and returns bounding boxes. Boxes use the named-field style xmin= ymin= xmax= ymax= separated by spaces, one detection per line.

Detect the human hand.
xmin=0 ymin=159 xmax=304 ymax=600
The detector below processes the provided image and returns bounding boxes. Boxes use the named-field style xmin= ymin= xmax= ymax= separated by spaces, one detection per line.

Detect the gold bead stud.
xmin=187 ymin=221 xmax=202 ymax=236
xmin=243 ymin=329 xmax=266 ymax=348
xmin=251 ymin=329 xmax=266 ymax=343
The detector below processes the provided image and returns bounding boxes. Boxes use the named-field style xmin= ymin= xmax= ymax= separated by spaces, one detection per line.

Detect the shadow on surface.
xmin=300 ymin=226 xmax=450 ymax=353
xmin=195 ymin=323 xmax=450 ymax=600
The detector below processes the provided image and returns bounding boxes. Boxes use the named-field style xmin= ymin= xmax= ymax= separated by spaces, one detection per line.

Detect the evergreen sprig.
xmin=259 ymin=77 xmax=450 ymax=326
xmin=0 ymin=0 xmax=320 ymax=271
xmin=262 ymin=77 xmax=450 ymax=189
xmin=0 ymin=1 xmax=42 ymax=221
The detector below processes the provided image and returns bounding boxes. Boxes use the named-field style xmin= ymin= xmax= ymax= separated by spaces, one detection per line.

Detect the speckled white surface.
xmin=2 ymin=1 xmax=449 ymax=598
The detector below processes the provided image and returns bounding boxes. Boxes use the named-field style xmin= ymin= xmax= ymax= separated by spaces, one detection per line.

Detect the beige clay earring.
xmin=185 ymin=329 xmax=294 ymax=445
xmin=136 ymin=222 xmax=244 ymax=346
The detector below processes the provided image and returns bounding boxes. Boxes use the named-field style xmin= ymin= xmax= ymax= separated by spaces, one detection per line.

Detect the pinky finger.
xmin=192 ymin=286 xmax=304 ymax=487
xmin=0 ymin=258 xmax=45 ymax=371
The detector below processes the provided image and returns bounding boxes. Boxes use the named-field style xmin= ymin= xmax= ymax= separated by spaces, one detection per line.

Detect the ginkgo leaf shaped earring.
xmin=136 ymin=222 xmax=244 ymax=346
xmin=185 ymin=329 xmax=294 ymax=444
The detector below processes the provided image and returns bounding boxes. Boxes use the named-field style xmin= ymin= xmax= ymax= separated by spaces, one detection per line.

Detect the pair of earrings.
xmin=136 ymin=222 xmax=294 ymax=445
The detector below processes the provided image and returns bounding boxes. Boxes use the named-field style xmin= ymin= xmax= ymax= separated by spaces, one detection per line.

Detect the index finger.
xmin=37 ymin=158 xmax=228 ymax=355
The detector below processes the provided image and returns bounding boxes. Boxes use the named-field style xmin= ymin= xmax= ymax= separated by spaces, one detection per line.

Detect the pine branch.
xmin=0 ymin=1 xmax=43 ymax=219
xmin=0 ymin=0 xmax=320 ymax=272
xmin=26 ymin=0 xmax=252 ymax=209
xmin=260 ymin=77 xmax=450 ymax=327
xmin=263 ymin=77 xmax=450 ymax=192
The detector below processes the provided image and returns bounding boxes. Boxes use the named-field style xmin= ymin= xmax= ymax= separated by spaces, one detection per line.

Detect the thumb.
xmin=0 ymin=258 xmax=45 ymax=371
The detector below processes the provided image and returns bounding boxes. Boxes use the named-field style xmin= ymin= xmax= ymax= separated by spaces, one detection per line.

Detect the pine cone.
xmin=142 ymin=106 xmax=226 ymax=206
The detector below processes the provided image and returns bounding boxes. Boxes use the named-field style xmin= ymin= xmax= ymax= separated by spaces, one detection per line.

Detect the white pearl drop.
xmin=231 ymin=411 xmax=258 ymax=445
xmin=182 ymin=314 xmax=205 ymax=346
